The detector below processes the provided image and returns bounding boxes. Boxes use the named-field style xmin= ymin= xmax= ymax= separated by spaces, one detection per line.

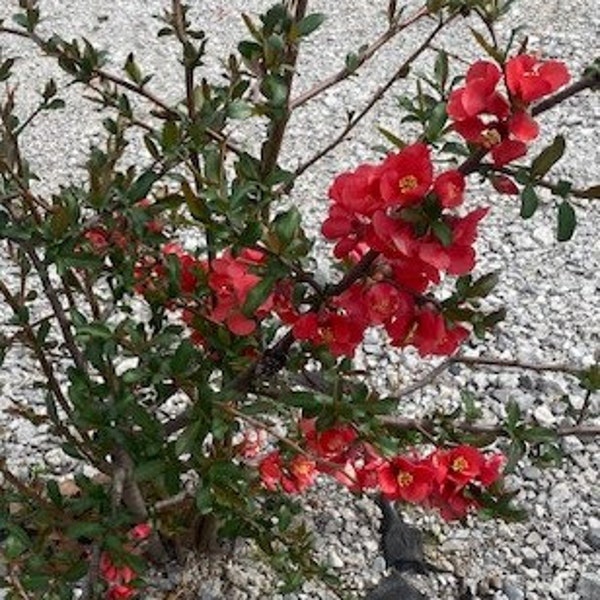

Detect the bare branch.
xmin=289 ymin=6 xmax=430 ymax=110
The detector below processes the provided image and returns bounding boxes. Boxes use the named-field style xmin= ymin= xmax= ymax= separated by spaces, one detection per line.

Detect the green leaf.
xmin=135 ymin=460 xmax=165 ymax=481
xmin=556 ymin=200 xmax=576 ymax=241
xmin=434 ymin=50 xmax=449 ymax=90
xmin=377 ymin=126 xmax=406 ymax=149
xmin=4 ymin=529 xmax=30 ymax=559
xmin=274 ymin=207 xmax=301 ymax=246
xmin=46 ymin=98 xmax=65 ymax=110
xmin=261 ymin=75 xmax=288 ymax=107
xmin=425 ymin=101 xmax=448 ymax=141
xmin=242 ymin=275 xmax=275 ymax=317
xmin=432 ymin=221 xmax=452 ymax=246
xmin=127 ymin=170 xmax=159 ymax=202
xmin=161 ymin=121 xmax=180 ymax=151
xmin=468 ymin=271 xmax=500 ymax=298
xmin=42 ymin=78 xmax=57 ymax=100
xmin=519 ymin=185 xmax=538 ymax=219
xmin=227 ymin=99 xmax=254 ymax=119
xmin=520 ymin=426 xmax=556 ymax=443
xmin=579 ymin=364 xmax=600 ymax=392
xmin=67 ymin=521 xmax=105 ymax=540
xmin=171 ymin=339 xmax=196 ymax=375
xmin=46 ymin=480 xmax=63 ymax=507
xmin=469 ymin=28 xmax=504 ymax=63
xmin=0 ymin=57 xmax=15 ymax=82
xmin=296 ymin=13 xmax=326 ymax=37
xmin=124 ymin=52 xmax=142 ymax=84
xmin=76 ymin=323 xmax=112 ymax=340
xmin=531 ymin=135 xmax=565 ymax=179
xmin=506 ymin=399 xmax=521 ymax=431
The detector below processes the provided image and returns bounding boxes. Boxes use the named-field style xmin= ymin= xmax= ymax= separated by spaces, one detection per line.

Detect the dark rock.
xmin=364 ymin=572 xmax=426 ymax=600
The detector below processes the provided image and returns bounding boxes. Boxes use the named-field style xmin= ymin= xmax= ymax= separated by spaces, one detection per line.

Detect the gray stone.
xmin=503 ymin=581 xmax=525 ymax=600
xmin=576 ymin=572 xmax=600 ymax=600
xmin=521 ymin=547 xmax=538 ymax=567
xmin=534 ymin=404 xmax=556 ymax=426
xmin=327 ymin=549 xmax=344 ymax=569
xmin=585 ymin=517 xmax=600 ymax=550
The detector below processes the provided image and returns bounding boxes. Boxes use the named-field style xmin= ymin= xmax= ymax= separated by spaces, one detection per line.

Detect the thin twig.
xmin=451 ymin=354 xmax=581 ymax=377
xmin=289 ymin=5 xmax=430 ymax=110
xmin=379 ymin=415 xmax=600 ymax=439
xmin=293 ymin=16 xmax=452 ymax=181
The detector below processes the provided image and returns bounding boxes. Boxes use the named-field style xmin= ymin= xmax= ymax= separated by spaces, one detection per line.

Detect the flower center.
xmin=481 ymin=129 xmax=501 ymax=148
xmin=397 ymin=471 xmax=413 ymax=487
xmin=398 ymin=175 xmax=419 ymax=193
xmin=451 ymin=456 xmax=468 ymax=473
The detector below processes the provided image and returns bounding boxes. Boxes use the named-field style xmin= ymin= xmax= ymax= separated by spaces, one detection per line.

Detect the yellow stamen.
xmin=398 ymin=175 xmax=419 ymax=193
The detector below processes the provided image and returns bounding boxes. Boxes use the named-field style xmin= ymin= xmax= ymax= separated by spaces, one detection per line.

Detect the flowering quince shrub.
xmin=0 ymin=0 xmax=599 ymax=598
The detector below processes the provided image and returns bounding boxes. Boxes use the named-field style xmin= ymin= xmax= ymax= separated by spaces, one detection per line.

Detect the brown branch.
xmin=451 ymin=354 xmax=581 ymax=377
xmin=531 ymin=71 xmax=600 ymax=117
xmin=112 ymin=447 xmax=168 ymax=563
xmin=0 ymin=24 xmax=242 ymax=156
xmin=293 ymin=16 xmax=453 ymax=181
xmin=0 ymin=279 xmax=101 ymax=466
xmin=379 ymin=415 xmax=600 ymax=439
xmin=289 ymin=5 xmax=430 ymax=110
xmin=24 ymin=244 xmax=88 ymax=373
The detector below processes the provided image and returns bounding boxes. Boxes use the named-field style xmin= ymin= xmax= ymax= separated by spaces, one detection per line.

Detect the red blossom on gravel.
xmin=379 ymin=143 xmax=433 ymax=207
xmin=258 ymin=451 xmax=317 ymax=494
xmin=434 ymin=170 xmax=466 ymax=208
xmin=505 ymin=54 xmax=570 ymax=104
xmin=378 ymin=455 xmax=436 ymax=503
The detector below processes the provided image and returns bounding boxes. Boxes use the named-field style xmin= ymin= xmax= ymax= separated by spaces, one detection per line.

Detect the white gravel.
xmin=1 ymin=1 xmax=599 ymax=599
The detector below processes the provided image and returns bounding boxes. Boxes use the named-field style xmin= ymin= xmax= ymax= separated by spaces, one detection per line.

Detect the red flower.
xmin=405 ymin=308 xmax=467 ymax=356
xmin=84 ymin=227 xmax=111 ymax=253
xmin=480 ymin=453 xmax=505 ymax=486
xmin=207 ymin=249 xmax=273 ymax=336
xmin=334 ymin=442 xmax=384 ymax=492
xmin=434 ymin=170 xmax=465 ymax=208
xmin=129 ymin=523 xmax=152 ymax=542
xmin=379 ymin=143 xmax=433 ymax=207
xmin=490 ymin=138 xmax=528 ymax=167
xmin=258 ymin=451 xmax=284 ymax=492
xmin=329 ymin=163 xmax=384 ymax=216
xmin=301 ymin=418 xmax=358 ymax=463
xmin=447 ymin=61 xmax=506 ymax=120
xmin=292 ymin=308 xmax=366 ymax=357
xmin=378 ymin=456 xmax=436 ymax=503
xmin=107 ymin=586 xmax=136 ymax=600
xmin=429 ymin=482 xmax=479 ymax=521
xmin=100 ymin=553 xmax=136 ymax=586
xmin=433 ymin=445 xmax=484 ymax=487
xmin=288 ymin=455 xmax=318 ymax=492
xmin=505 ymin=54 xmax=570 ymax=104
xmin=258 ymin=451 xmax=317 ymax=494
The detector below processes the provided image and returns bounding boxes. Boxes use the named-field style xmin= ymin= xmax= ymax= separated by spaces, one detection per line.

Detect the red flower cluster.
xmin=379 ymin=445 xmax=504 ymax=520
xmin=258 ymin=451 xmax=318 ymax=494
xmin=98 ymin=523 xmax=152 ymax=599
xmin=134 ymin=244 xmax=274 ymax=339
xmin=447 ymin=54 xmax=569 ymax=166
xmin=301 ymin=141 xmax=490 ymax=358
xmin=255 ymin=420 xmax=504 ymax=521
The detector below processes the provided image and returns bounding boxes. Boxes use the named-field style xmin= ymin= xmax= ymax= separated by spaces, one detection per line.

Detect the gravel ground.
xmin=0 ymin=1 xmax=599 ymax=599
